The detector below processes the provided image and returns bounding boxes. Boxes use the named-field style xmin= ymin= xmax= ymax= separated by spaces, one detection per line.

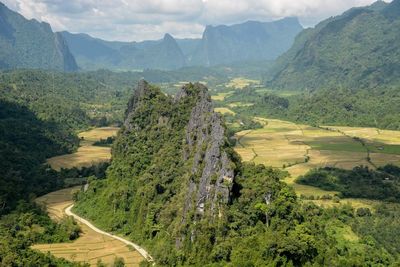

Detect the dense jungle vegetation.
xmin=73 ymin=82 xmax=400 ymax=266
xmin=225 ymin=87 xmax=400 ymax=130
xmin=297 ymin=165 xmax=400 ymax=202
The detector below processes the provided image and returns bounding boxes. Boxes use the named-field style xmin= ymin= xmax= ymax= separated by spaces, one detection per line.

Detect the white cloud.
xmin=2 ymin=0 xmax=391 ymax=41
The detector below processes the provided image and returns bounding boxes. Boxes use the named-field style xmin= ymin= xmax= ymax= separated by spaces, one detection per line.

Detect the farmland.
xmin=234 ymin=118 xmax=400 ymax=205
xmin=226 ymin=77 xmax=260 ymax=89
xmin=32 ymin=187 xmax=144 ymax=266
xmin=46 ymin=127 xmax=119 ymax=171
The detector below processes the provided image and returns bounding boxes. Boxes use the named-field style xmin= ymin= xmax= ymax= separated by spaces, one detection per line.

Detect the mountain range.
xmin=0 ymin=1 xmax=302 ymax=71
xmin=267 ymin=0 xmax=400 ymax=90
xmin=189 ymin=17 xmax=303 ymax=66
xmin=0 ymin=2 xmax=77 ymax=71
xmin=61 ymin=18 xmax=302 ymax=70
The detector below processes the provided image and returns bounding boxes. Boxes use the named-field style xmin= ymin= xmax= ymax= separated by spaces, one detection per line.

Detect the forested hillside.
xmin=0 ymin=2 xmax=77 ymax=71
xmin=230 ymin=87 xmax=400 ymax=130
xmin=267 ymin=0 xmax=400 ymax=90
xmin=74 ymin=81 xmax=400 ymax=266
xmin=0 ymin=99 xmax=88 ymax=265
xmin=0 ymin=70 xmax=142 ymax=131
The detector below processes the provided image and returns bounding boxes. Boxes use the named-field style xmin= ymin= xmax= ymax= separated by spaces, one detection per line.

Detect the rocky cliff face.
xmin=178 ymin=84 xmax=234 ymax=218
xmin=74 ymin=80 xmax=238 ymax=258
xmin=0 ymin=2 xmax=78 ymax=71
xmin=123 ymin=80 xmax=235 ymax=219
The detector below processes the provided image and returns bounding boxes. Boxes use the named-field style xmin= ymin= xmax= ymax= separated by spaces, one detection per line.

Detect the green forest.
xmin=223 ymin=87 xmax=400 ymax=130
xmin=1 ymin=0 xmax=400 ymax=266
xmin=297 ymin=165 xmax=400 ymax=202
xmin=73 ymin=82 xmax=400 ymax=266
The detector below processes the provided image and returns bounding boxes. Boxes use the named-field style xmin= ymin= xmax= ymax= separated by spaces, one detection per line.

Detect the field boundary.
xmin=65 ymin=205 xmax=154 ymax=264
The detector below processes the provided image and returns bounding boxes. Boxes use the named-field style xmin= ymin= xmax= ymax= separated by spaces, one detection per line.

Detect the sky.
xmin=3 ymin=0 xmax=390 ymax=42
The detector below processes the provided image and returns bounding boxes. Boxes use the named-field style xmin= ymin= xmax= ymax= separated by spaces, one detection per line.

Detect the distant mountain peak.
xmin=163 ymin=33 xmax=174 ymax=40
xmin=0 ymin=2 xmax=77 ymax=71
xmin=191 ymin=17 xmax=303 ymax=66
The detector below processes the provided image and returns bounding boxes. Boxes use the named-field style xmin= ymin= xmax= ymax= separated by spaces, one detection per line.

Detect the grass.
xmin=78 ymin=127 xmax=119 ymax=143
xmin=227 ymin=102 xmax=254 ymax=108
xmin=234 ymin=118 xmax=400 ymax=208
xmin=255 ymin=88 xmax=302 ymax=97
xmin=214 ymin=107 xmax=236 ymax=115
xmin=47 ymin=127 xmax=119 ymax=171
xmin=226 ymin=77 xmax=260 ymax=89
xmin=33 ymin=187 xmax=143 ymax=266
xmin=211 ymin=91 xmax=234 ymax=101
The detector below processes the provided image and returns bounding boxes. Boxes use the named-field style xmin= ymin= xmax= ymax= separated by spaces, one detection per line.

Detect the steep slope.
xmin=74 ymin=80 xmax=240 ymax=263
xmin=61 ymin=32 xmax=186 ymax=70
xmin=0 ymin=99 xmax=77 ymax=215
xmin=190 ymin=17 xmax=303 ymax=66
xmin=60 ymin=31 xmax=122 ymax=70
xmin=0 ymin=2 xmax=77 ymax=71
xmin=62 ymin=18 xmax=301 ymax=70
xmin=120 ymin=33 xmax=187 ymax=70
xmin=176 ymin=38 xmax=201 ymax=57
xmin=267 ymin=0 xmax=400 ymax=90
xmin=73 ymin=81 xmax=400 ymax=266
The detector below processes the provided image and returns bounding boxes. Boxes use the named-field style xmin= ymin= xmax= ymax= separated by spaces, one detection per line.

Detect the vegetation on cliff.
xmin=74 ymin=81 xmax=400 ymax=266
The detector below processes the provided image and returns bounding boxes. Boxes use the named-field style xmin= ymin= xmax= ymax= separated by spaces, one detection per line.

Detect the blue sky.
xmin=3 ymin=0 xmax=390 ymax=41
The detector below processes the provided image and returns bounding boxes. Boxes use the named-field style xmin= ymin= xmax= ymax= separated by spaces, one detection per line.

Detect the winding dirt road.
xmin=65 ymin=205 xmax=154 ymax=263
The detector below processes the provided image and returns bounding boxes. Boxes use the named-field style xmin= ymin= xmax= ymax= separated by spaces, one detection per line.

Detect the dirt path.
xmin=33 ymin=187 xmax=147 ymax=266
xmin=65 ymin=205 xmax=154 ymax=263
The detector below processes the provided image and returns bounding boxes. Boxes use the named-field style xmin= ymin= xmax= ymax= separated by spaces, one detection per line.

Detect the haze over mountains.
xmin=0 ymin=0 xmax=304 ymax=72
xmin=0 ymin=2 xmax=77 ymax=71
xmin=61 ymin=17 xmax=303 ymax=70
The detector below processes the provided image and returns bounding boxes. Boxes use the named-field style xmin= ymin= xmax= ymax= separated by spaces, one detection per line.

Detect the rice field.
xmin=32 ymin=187 xmax=143 ymax=266
xmin=227 ymin=102 xmax=254 ymax=108
xmin=214 ymin=107 xmax=236 ymax=115
xmin=47 ymin=127 xmax=119 ymax=171
xmin=226 ymin=77 xmax=260 ymax=89
xmin=211 ymin=91 xmax=234 ymax=101
xmin=234 ymin=118 xmax=400 ymax=205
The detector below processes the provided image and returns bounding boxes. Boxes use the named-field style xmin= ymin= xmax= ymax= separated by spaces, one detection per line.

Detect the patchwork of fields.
xmin=234 ymin=118 xmax=400 ymax=207
xmin=33 ymin=187 xmax=143 ymax=266
xmin=47 ymin=127 xmax=119 ymax=170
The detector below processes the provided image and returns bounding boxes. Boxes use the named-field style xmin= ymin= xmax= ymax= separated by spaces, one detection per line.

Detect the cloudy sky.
xmin=3 ymin=0 xmax=390 ymax=41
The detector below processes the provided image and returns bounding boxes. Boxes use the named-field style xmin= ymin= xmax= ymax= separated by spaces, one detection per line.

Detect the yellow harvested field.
xmin=78 ymin=127 xmax=119 ymax=143
xmin=226 ymin=77 xmax=260 ymax=89
xmin=235 ymin=119 xmax=308 ymax=169
xmin=227 ymin=102 xmax=254 ymax=108
xmin=35 ymin=187 xmax=81 ymax=221
xmin=47 ymin=127 xmax=119 ymax=171
xmin=369 ymin=152 xmax=400 ymax=167
xmin=308 ymin=198 xmax=380 ymax=211
xmin=47 ymin=146 xmax=111 ymax=171
xmin=324 ymin=126 xmax=400 ymax=145
xmin=234 ymin=118 xmax=400 ymax=206
xmin=211 ymin=91 xmax=233 ymax=101
xmin=215 ymin=107 xmax=236 ymax=115
xmin=32 ymin=187 xmax=143 ymax=267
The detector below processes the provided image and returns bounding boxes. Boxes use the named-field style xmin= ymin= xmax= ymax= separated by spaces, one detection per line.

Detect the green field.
xmin=234 ymin=118 xmax=400 ymax=207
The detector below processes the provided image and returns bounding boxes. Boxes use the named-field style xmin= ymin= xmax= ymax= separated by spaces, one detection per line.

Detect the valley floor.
xmin=32 ymin=127 xmax=148 ymax=266
xmin=32 ymin=187 xmax=144 ymax=266
xmin=47 ymin=127 xmax=119 ymax=171
xmin=233 ymin=117 xmax=400 ymax=209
